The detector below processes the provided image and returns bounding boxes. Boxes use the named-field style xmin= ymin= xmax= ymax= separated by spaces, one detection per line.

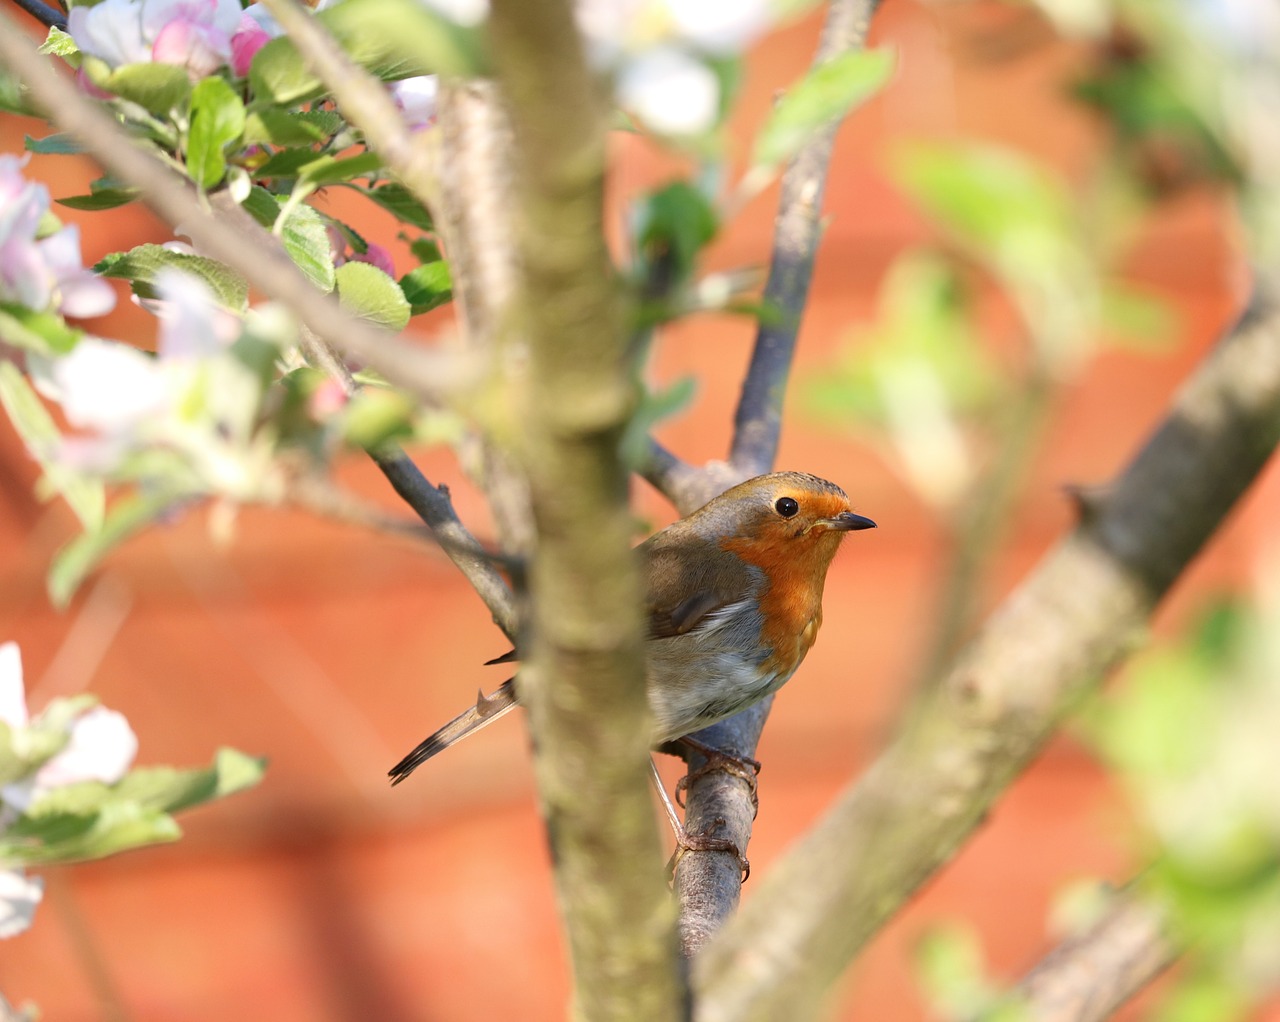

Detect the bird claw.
xmin=665 ymin=817 xmax=750 ymax=884
xmin=673 ymin=740 xmax=761 ymax=819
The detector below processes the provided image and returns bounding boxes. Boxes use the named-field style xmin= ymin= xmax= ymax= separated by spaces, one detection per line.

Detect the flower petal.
xmin=0 ymin=869 xmax=43 ymax=939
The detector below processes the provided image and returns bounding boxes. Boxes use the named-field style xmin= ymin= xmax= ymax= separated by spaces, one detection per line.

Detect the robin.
xmin=389 ymin=472 xmax=875 ymax=791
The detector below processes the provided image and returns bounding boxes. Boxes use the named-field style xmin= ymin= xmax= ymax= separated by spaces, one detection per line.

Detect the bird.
xmin=389 ymin=471 xmax=875 ymax=785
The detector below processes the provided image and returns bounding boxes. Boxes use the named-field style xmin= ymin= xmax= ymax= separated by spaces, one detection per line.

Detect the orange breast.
xmin=720 ymin=530 xmax=839 ymax=679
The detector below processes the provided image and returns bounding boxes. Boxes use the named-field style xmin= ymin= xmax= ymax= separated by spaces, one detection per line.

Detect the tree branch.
xmin=671 ymin=0 xmax=887 ymax=954
xmin=486 ymin=0 xmax=683 ymax=1017
xmin=694 ymin=283 xmax=1280 ymax=1021
xmin=0 ymin=15 xmax=472 ymax=406
xmin=1014 ymin=887 xmax=1176 ymax=1022
xmin=728 ymin=0 xmax=884 ymax=475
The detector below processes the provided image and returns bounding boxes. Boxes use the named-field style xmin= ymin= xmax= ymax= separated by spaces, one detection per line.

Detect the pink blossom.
xmin=0 ymin=642 xmax=138 ymax=816
xmin=309 ymin=377 xmax=349 ymax=419
xmin=69 ymin=0 xmax=242 ymax=79
xmin=389 ymin=75 xmax=438 ymax=130
xmin=230 ymin=12 xmax=271 ymax=77
xmin=352 ymin=242 xmax=396 ymax=277
xmin=328 ymin=231 xmax=397 ymax=277
xmin=0 ymin=156 xmax=115 ymax=319
xmin=0 ymin=869 xmax=42 ymax=939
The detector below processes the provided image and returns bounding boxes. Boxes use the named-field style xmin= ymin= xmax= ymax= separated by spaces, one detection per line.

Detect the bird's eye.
xmin=775 ymin=496 xmax=799 ymax=518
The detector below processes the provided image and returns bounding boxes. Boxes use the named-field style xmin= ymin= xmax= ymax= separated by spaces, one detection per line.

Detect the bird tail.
xmin=388 ymin=680 xmax=519 ymax=785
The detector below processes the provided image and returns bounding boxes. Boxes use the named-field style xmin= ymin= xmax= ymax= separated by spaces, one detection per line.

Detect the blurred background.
xmin=1 ymin=0 xmax=1273 ymax=1018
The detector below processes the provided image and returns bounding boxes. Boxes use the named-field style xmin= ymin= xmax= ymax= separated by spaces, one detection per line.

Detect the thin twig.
xmin=0 ymin=15 xmax=473 ymax=406
xmin=257 ymin=0 xmax=439 ymax=209
xmin=9 ymin=0 xmax=65 ymax=31
xmin=368 ymin=449 xmax=518 ymax=639
xmin=728 ymin=0 xmax=885 ymax=475
xmin=693 ymin=283 xmax=1280 ymax=1021
xmin=1014 ymin=887 xmax=1176 ymax=1022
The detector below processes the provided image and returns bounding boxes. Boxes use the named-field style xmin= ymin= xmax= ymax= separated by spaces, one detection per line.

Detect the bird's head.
xmin=698 ymin=472 xmax=875 ymax=547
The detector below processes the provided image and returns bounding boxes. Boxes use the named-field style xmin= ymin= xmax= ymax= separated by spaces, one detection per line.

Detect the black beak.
xmin=826 ymin=511 xmax=876 ymax=532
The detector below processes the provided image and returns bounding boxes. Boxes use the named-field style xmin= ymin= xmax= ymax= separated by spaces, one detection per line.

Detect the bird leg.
xmin=671 ymin=735 xmax=761 ymax=818
xmin=648 ymin=758 xmax=750 ymax=883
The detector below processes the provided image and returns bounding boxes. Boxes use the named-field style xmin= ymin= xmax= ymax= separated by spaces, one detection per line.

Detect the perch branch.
xmin=487 ymin=0 xmax=683 ymax=1018
xmin=0 ymin=16 xmax=472 ymax=406
xmin=673 ymin=0 xmax=887 ymax=957
xmin=693 ymin=285 xmax=1280 ymax=1021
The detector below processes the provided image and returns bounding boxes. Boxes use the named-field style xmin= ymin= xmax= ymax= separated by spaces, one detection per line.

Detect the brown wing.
xmin=642 ymin=529 xmax=759 ymax=640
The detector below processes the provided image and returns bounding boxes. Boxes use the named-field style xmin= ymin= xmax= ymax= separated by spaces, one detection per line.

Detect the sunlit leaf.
xmin=95 ymin=244 xmax=248 ymax=311
xmin=38 ymin=27 xmax=78 ymax=57
xmin=753 ymin=48 xmax=894 ymax=169
xmin=103 ymin=62 xmax=191 ymax=116
xmin=242 ymin=188 xmax=336 ymax=292
xmin=187 ymin=76 xmax=246 ymax=189
xmin=335 ymin=260 xmax=410 ymax=330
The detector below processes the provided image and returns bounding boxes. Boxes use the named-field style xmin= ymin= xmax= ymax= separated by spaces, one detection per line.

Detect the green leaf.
xmin=342 ymin=387 xmax=417 ymax=449
xmin=56 ymin=188 xmax=139 ymax=211
xmin=398 ymin=260 xmax=452 ymax=315
xmin=95 ymin=244 xmax=248 ymax=311
xmin=0 ymin=696 xmax=93 ymax=786
xmin=110 ymin=747 xmax=266 ymax=814
xmin=892 ymin=142 xmax=1070 ymax=255
xmin=255 ymin=147 xmax=327 ymax=179
xmin=0 ymin=66 xmax=37 ymax=117
xmin=49 ymin=489 xmax=189 ymax=608
xmin=103 ymin=62 xmax=191 ymax=116
xmin=0 ymin=802 xmax=182 ymax=866
xmin=407 ymin=235 xmax=443 ymax=263
xmin=187 ymin=76 xmax=246 ymax=189
xmin=1 ymin=748 xmax=264 ymax=867
xmin=241 ymin=187 xmax=336 ymax=292
xmin=283 ymin=204 xmax=336 ymax=292
xmin=242 ymin=107 xmax=342 ymax=147
xmin=298 ymin=151 xmax=383 ymax=188
xmin=0 ymin=303 xmax=82 ymax=354
xmin=0 ymin=361 xmax=104 ymax=531
xmin=335 ymin=261 xmax=410 ymax=329
xmin=365 ymin=184 xmax=433 ymax=229
xmin=633 ymin=181 xmax=718 ymax=286
xmin=753 ymin=48 xmax=895 ymax=169
xmin=38 ymin=26 xmax=78 ymax=57
xmin=24 ymin=132 xmax=83 ymax=155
